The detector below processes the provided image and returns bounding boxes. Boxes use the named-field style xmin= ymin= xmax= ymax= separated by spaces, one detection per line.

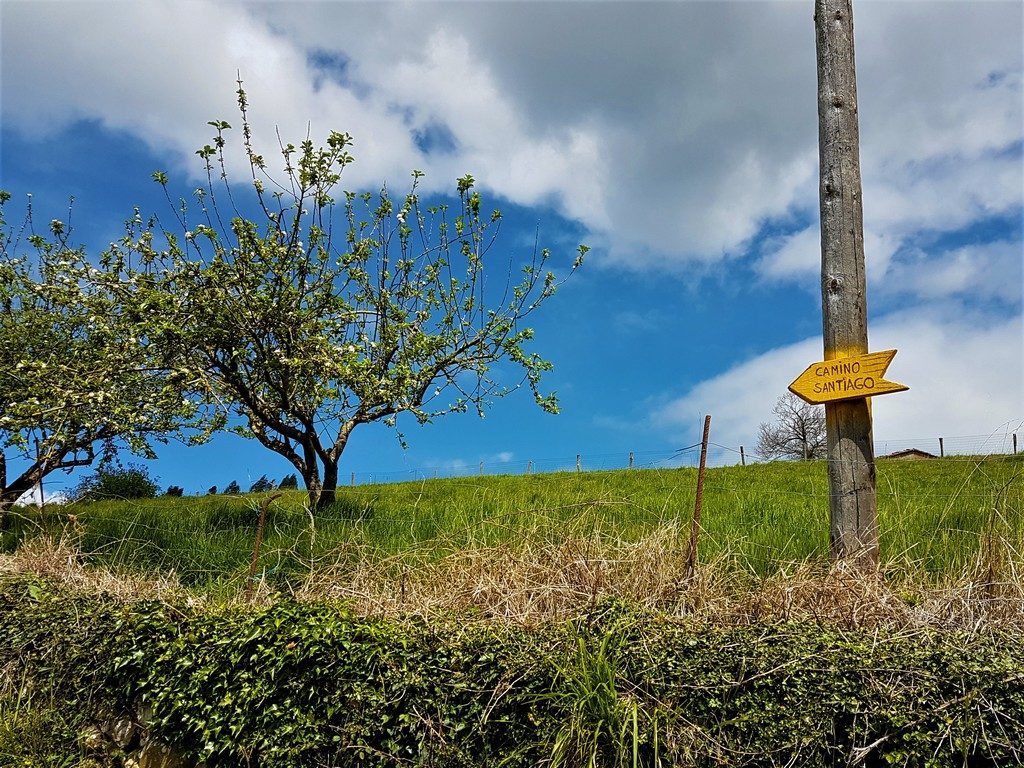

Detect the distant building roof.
xmin=879 ymin=448 xmax=938 ymax=460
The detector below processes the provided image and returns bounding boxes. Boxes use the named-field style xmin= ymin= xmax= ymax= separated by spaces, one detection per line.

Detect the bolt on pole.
xmin=815 ymin=0 xmax=878 ymax=569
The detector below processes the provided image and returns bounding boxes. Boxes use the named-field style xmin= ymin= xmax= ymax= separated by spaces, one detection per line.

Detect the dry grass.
xmin=4 ymin=525 xmax=1022 ymax=633
xmin=294 ymin=524 xmax=1024 ymax=631
xmin=296 ymin=523 xmax=694 ymax=621
xmin=0 ymin=534 xmax=194 ymax=604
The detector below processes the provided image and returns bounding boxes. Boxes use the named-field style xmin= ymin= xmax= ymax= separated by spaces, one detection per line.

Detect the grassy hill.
xmin=2 ymin=455 xmax=1022 ymax=766
xmin=4 ymin=454 xmax=1020 ymax=597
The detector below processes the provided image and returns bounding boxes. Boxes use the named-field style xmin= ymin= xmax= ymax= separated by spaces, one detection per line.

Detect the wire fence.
xmin=6 ymin=428 xmax=1020 ymax=592
xmin=12 ymin=430 xmax=1020 ymax=504
xmin=340 ymin=431 xmax=1020 ymax=487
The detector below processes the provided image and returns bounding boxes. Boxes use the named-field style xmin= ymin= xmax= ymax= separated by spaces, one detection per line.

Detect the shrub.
xmin=223 ymin=481 xmax=240 ymax=495
xmin=249 ymin=475 xmax=274 ymax=493
xmin=73 ymin=464 xmax=158 ymax=501
xmin=165 ymin=486 xmax=185 ymax=497
xmin=2 ymin=583 xmax=1023 ymax=768
xmin=279 ymin=473 xmax=299 ymax=490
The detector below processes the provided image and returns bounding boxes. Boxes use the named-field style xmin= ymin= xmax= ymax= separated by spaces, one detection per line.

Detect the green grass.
xmin=0 ymin=683 xmax=98 ymax=768
xmin=3 ymin=455 xmax=1021 ymax=589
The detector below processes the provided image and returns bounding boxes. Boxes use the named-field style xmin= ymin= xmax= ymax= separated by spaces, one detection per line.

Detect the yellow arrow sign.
xmin=789 ymin=349 xmax=908 ymax=405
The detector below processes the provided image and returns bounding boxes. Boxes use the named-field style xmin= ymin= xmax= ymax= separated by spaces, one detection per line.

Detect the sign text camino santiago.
xmin=788 ymin=349 xmax=908 ymax=405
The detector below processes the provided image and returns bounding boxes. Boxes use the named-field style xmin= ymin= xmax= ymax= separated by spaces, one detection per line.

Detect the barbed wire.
xmin=336 ymin=432 xmax=1020 ymax=486
xmin=14 ymin=461 xmax=1018 ymax=514
xmin=6 ymin=443 xmax=1018 ymax=590
xmin=10 ymin=431 xmax=1020 ymax=504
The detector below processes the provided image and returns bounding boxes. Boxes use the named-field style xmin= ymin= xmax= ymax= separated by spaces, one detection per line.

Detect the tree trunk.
xmin=0 ymin=474 xmax=43 ymax=531
xmin=317 ymin=460 xmax=340 ymax=511
xmin=300 ymin=459 xmax=342 ymax=512
xmin=303 ymin=467 xmax=323 ymax=512
xmin=815 ymin=0 xmax=878 ymax=569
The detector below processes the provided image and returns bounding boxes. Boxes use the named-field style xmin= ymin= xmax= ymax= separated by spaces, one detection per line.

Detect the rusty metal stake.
xmin=686 ymin=415 xmax=712 ymax=580
xmin=246 ymin=491 xmax=283 ymax=597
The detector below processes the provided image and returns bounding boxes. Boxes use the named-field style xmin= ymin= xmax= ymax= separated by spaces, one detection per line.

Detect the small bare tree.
xmin=757 ymin=393 xmax=826 ymax=461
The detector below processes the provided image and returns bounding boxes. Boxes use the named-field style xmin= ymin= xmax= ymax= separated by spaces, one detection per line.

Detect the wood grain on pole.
xmin=815 ymin=0 xmax=878 ymax=569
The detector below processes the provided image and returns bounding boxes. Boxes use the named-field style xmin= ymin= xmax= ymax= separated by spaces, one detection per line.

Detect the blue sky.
xmin=2 ymin=0 xmax=1021 ymax=496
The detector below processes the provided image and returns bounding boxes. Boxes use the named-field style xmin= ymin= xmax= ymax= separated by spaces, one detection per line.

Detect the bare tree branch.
xmin=757 ymin=393 xmax=826 ymax=461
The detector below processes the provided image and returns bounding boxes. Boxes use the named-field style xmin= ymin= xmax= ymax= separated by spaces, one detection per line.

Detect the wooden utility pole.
xmin=814 ymin=0 xmax=878 ymax=569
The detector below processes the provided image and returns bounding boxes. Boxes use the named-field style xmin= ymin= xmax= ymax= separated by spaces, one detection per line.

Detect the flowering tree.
xmin=0 ymin=195 xmax=204 ymax=526
xmin=139 ymin=85 xmax=585 ymax=511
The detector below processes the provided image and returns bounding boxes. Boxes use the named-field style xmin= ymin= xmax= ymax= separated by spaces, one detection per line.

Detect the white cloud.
xmin=882 ymin=241 xmax=1024 ymax=304
xmin=5 ymin=1 xmax=1017 ymax=271
xmin=14 ymin=484 xmax=69 ymax=507
xmin=863 ymin=150 xmax=1023 ymax=240
xmin=761 ymin=224 xmax=903 ymax=285
xmin=419 ymin=451 xmax=515 ymax=474
xmin=266 ymin=1 xmax=1023 ymax=269
xmin=0 ymin=0 xmax=610 ymax=222
xmin=759 ymin=226 xmax=820 ymax=281
xmin=376 ymin=27 xmax=610 ymax=226
xmin=612 ymin=308 xmax=668 ymax=334
xmin=752 ymin=5 xmax=1022 ymax=291
xmin=761 ymin=225 xmax=1022 ymax=304
xmin=0 ymin=1 xmax=422 ymax=189
xmin=654 ymin=310 xmax=1023 ymax=454
xmin=656 ymin=335 xmax=821 ymax=455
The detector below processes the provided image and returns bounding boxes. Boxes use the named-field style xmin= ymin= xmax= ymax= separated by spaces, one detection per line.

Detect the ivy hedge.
xmin=1 ymin=577 xmax=1021 ymax=767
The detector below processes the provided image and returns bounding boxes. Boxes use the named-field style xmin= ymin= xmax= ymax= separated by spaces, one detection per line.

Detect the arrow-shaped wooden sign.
xmin=789 ymin=349 xmax=908 ymax=405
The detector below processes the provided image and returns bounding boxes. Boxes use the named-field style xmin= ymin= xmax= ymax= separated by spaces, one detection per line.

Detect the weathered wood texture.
xmin=815 ymin=0 xmax=878 ymax=568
